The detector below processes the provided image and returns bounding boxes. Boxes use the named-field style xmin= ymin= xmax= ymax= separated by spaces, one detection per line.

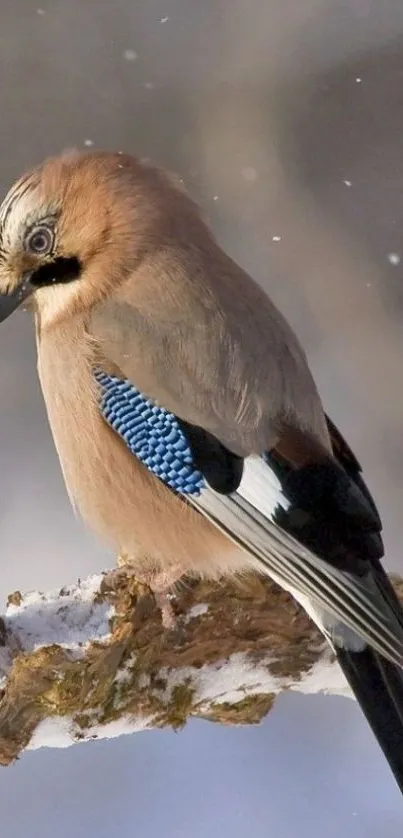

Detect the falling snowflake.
xmin=123 ymin=49 xmax=138 ymax=62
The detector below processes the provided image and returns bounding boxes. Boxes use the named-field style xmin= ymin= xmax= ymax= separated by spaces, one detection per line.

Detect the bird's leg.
xmin=116 ymin=555 xmax=184 ymax=629
xmin=145 ymin=565 xmax=186 ymax=629
xmin=153 ymin=593 xmax=176 ymax=629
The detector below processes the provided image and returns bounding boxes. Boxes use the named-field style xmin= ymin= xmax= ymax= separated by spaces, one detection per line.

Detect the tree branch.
xmin=0 ymin=570 xmax=400 ymax=764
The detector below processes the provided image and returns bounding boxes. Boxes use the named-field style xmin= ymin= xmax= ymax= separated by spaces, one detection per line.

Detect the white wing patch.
xmin=238 ymin=455 xmax=290 ymax=518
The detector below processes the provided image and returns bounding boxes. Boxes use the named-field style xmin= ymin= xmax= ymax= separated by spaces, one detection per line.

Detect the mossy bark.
xmin=0 ymin=570 xmax=400 ymax=765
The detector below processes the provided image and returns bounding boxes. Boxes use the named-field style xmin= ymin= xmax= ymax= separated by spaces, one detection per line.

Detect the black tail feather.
xmin=336 ymin=646 xmax=403 ymax=793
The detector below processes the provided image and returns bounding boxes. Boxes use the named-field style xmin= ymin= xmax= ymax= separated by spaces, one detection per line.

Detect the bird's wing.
xmin=94 ymin=369 xmax=403 ymax=668
xmin=90 ymin=268 xmax=331 ymax=457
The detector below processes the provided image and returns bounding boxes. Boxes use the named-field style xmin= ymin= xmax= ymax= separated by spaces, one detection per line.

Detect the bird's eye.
xmin=25 ymin=225 xmax=54 ymax=256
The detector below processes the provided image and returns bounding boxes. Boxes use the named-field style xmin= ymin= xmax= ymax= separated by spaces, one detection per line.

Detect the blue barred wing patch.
xmin=95 ymin=370 xmax=205 ymax=496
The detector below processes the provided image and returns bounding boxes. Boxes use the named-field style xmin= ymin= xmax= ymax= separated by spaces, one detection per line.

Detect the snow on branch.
xmin=0 ymin=569 xmax=400 ymax=764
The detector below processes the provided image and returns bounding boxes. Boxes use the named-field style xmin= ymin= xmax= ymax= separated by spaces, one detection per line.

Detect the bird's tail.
xmin=334 ymin=558 xmax=403 ymax=793
xmin=335 ymin=645 xmax=403 ymax=793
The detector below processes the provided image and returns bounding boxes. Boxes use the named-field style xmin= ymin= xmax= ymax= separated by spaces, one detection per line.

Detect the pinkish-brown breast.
xmin=35 ymin=315 xmax=248 ymax=581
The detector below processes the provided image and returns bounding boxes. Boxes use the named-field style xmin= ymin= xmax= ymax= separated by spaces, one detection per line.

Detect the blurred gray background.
xmin=1 ymin=0 xmax=403 ymax=834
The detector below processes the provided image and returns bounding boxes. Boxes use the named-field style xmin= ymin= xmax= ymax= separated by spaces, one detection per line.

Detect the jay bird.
xmin=0 ymin=149 xmax=402 ymax=792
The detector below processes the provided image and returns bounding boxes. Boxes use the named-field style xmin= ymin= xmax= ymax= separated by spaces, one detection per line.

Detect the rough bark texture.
xmin=0 ymin=570 xmax=401 ymax=765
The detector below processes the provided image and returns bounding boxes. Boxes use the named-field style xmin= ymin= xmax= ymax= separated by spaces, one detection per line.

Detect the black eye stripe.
xmin=30 ymin=256 xmax=82 ymax=288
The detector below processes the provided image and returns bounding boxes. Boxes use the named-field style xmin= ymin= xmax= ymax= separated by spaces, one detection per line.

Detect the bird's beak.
xmin=0 ymin=272 xmax=34 ymax=323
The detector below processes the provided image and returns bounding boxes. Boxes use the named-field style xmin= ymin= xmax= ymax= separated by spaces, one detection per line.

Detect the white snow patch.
xmin=84 ymin=138 xmax=93 ymax=147
xmin=355 ymin=77 xmax=362 ymax=83
xmin=343 ymin=179 xmax=352 ymax=187
xmin=27 ymin=715 xmax=152 ymax=751
xmin=159 ymin=16 xmax=169 ymax=23
xmin=162 ymin=650 xmax=353 ymax=709
xmin=388 ymin=252 xmax=401 ymax=265
xmin=28 ymin=717 xmax=74 ymax=750
xmin=88 ymin=716 xmax=152 ymax=741
xmin=6 ymin=575 xmax=114 ymax=656
xmin=292 ymin=650 xmax=352 ymax=699
xmin=272 ymin=235 xmax=282 ymax=242
xmin=161 ymin=652 xmax=284 ymax=707
xmin=185 ymin=603 xmax=209 ymax=622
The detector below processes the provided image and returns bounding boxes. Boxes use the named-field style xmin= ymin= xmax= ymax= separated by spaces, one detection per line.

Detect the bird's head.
xmin=0 ymin=148 xmax=179 ymax=328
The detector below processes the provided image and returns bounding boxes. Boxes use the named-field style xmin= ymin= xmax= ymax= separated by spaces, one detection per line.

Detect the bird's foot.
xmin=116 ymin=555 xmax=184 ymax=630
xmin=148 ymin=566 xmax=185 ymax=630
xmin=154 ymin=592 xmax=177 ymax=629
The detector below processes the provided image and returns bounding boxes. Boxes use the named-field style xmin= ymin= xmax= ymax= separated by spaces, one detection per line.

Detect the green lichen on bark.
xmin=202 ymin=694 xmax=275 ymax=725
xmin=0 ymin=570 xmax=400 ymax=765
